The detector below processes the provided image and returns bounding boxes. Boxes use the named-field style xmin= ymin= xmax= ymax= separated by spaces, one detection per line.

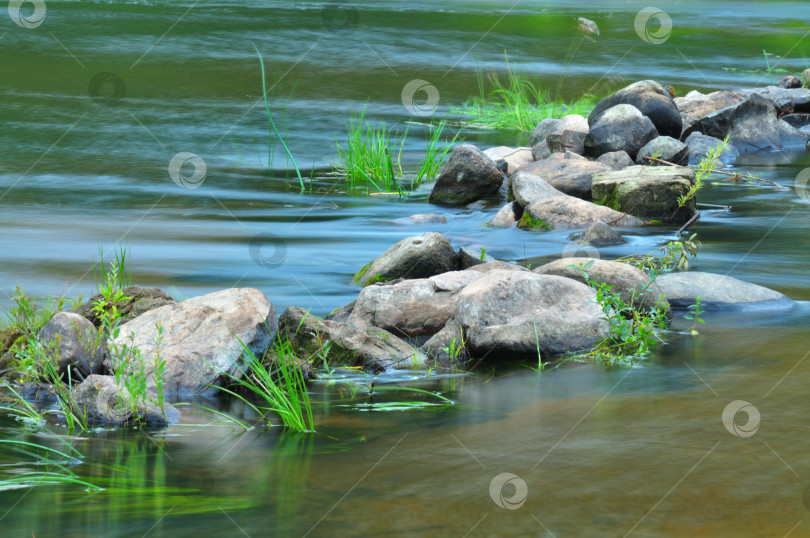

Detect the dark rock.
xmin=352 ymin=232 xmax=458 ymax=286
xmin=457 ymin=247 xmax=496 ymax=269
xmin=584 ymin=104 xmax=659 ymax=159
xmin=518 ymin=158 xmax=612 ymax=200
xmin=636 ymin=136 xmax=689 ymax=166
xmin=588 ymin=80 xmax=682 ymax=138
xmin=581 ymin=220 xmax=626 ymax=246
xmin=781 ymin=113 xmax=810 ymax=129
xmin=545 ymin=114 xmax=589 ymax=155
xmin=656 ymin=272 xmax=793 ymax=310
xmin=684 ymin=132 xmax=739 ymax=165
xmin=596 ymin=151 xmax=634 ymax=170
xmin=674 ymin=90 xmax=746 ymax=134
xmin=71 ymin=374 xmax=180 ymax=427
xmin=529 ymin=118 xmax=563 ymax=146
xmin=428 ymin=144 xmax=505 ymax=205
xmin=591 ymin=165 xmax=696 ymax=223
xmin=778 ymin=75 xmax=803 ymax=89
xmin=38 ymin=312 xmax=108 ymax=379
xmin=487 ymin=201 xmax=523 ymax=228
xmin=70 ymin=286 xmax=175 ymax=328
xmin=746 ymin=86 xmax=810 ymax=114
xmin=531 ymin=140 xmax=551 ymax=161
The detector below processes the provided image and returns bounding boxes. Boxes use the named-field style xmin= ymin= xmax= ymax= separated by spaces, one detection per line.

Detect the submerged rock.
xmin=581 ymin=220 xmax=626 ymax=246
xmin=591 ymin=165 xmax=696 ymax=223
xmin=38 ymin=312 xmax=108 ymax=378
xmin=428 ymin=144 xmax=505 ymax=205
xmin=655 ymin=272 xmax=793 ymax=310
xmin=71 ymin=374 xmax=180 ymax=427
xmin=589 ymin=80 xmax=682 ymax=138
xmin=584 ymin=104 xmax=658 ymax=160
xmin=518 ymin=158 xmax=611 ymax=200
xmin=111 ymin=288 xmax=277 ymax=397
xmin=352 ymin=232 xmax=458 ymax=286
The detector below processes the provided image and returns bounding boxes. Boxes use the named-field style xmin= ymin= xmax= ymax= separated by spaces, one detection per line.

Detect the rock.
xmin=531 ymin=140 xmax=551 ymax=161
xmin=467 ymin=261 xmax=529 ymax=273
xmin=110 ymin=288 xmax=277 ymax=397
xmin=584 ymin=104 xmax=659 ymax=159
xmin=277 ymin=307 xmax=425 ymax=372
xmin=674 ymin=90 xmax=745 ymax=134
xmin=348 ymin=270 xmax=485 ymax=338
xmin=71 ymin=374 xmax=180 ymax=427
xmin=488 ymin=201 xmax=523 ymax=228
xmin=518 ymin=158 xmax=611 ymax=200
xmin=352 ymin=232 xmax=458 ymax=286
xmin=778 ymin=75 xmax=803 ymax=89
xmin=423 ymin=270 xmax=609 ymax=360
xmin=596 ymin=150 xmax=634 ymax=170
xmin=483 ymin=146 xmax=533 ymax=174
xmin=683 ymin=93 xmax=809 ymax=153
xmin=591 ymin=165 xmax=696 ymax=223
xmin=636 ymin=136 xmax=689 ymax=166
xmin=428 ymin=144 xmax=505 ymax=205
xmin=545 ymin=114 xmax=589 ymax=155
xmin=781 ymin=113 xmax=810 ymax=129
xmin=458 ymin=247 xmax=496 ymax=269
xmin=589 ymin=80 xmax=682 ymax=138
xmin=325 ymin=301 xmax=355 ymax=323
xmin=529 ymin=118 xmax=563 ymax=146
xmin=533 ymin=258 xmax=669 ymax=314
xmin=520 ymin=195 xmax=644 ymax=231
xmin=746 ymin=86 xmax=810 ymax=114
xmin=684 ymin=132 xmax=739 ymax=166
xmin=655 ymin=272 xmax=792 ymax=310
xmin=577 ymin=17 xmax=599 ymax=37
xmin=508 ymin=170 xmax=566 ymax=208
xmin=392 ymin=213 xmax=447 ymax=226
xmin=563 ymin=151 xmax=587 ymax=160
xmin=582 ymin=220 xmax=626 ymax=246
xmin=803 ymin=69 xmax=810 ymax=88
xmin=70 ymin=286 xmax=175 ymax=328
xmin=38 ymin=312 xmax=108 ymax=378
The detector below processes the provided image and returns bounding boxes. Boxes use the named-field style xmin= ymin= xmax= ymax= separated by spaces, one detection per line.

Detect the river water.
xmin=2 ymin=0 xmax=810 ymax=536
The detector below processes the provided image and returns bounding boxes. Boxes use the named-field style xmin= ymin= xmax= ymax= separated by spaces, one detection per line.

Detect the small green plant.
xmin=440 ymin=329 xmax=466 ymax=362
xmin=479 ymin=246 xmax=487 ymax=261
xmin=616 ymin=234 xmax=701 ymax=274
xmin=38 ymin=346 xmax=90 ymax=431
xmin=672 ymin=137 xmax=728 ymax=220
xmin=684 ymin=296 xmax=705 ymax=335
xmin=93 ymin=243 xmax=131 ymax=292
xmin=150 ymin=321 xmax=166 ymax=414
xmin=412 ymin=120 xmax=462 ymax=188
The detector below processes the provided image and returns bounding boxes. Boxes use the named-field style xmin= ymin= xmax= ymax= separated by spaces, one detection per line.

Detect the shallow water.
xmin=2 ymin=0 xmax=810 ymax=536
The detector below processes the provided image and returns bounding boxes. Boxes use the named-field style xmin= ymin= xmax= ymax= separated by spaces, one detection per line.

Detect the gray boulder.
xmin=424 ymin=270 xmax=609 ymax=360
xmin=581 ymin=220 xmax=626 ymax=246
xmin=508 ymin=170 xmax=566 ymax=208
xmin=655 ymin=272 xmax=792 ymax=310
xmin=70 ymin=286 xmax=175 ymax=328
xmin=531 ymin=140 xmax=551 ymax=161
xmin=529 ymin=118 xmax=563 ymax=146
xmin=746 ymin=86 xmax=810 ymax=115
xmin=545 ymin=114 xmax=589 ymax=155
xmin=533 ymin=258 xmax=670 ymax=314
xmin=636 ymin=136 xmax=689 ymax=166
xmin=674 ymin=90 xmax=745 ymax=134
xmin=684 ymin=132 xmax=739 ymax=166
xmin=520 ymin=195 xmax=644 ymax=231
xmin=591 ymin=165 xmax=696 ymax=223
xmin=71 ymin=374 xmax=180 ymax=427
xmin=584 ymin=104 xmax=659 ymax=159
xmin=683 ymin=93 xmax=809 ymax=153
xmin=483 ymin=146 xmax=533 ymax=174
xmin=778 ymin=76 xmax=803 ymax=89
xmin=518 ymin=158 xmax=611 ymax=200
xmin=487 ymin=202 xmax=522 ymax=228
xmin=577 ymin=17 xmax=599 ymax=37
xmin=110 ymin=288 xmax=277 ymax=397
xmin=596 ymin=150 xmax=634 ymax=170
xmin=428 ymin=144 xmax=505 ymax=205
xmin=588 ymin=80 xmax=682 ymax=138
xmin=38 ymin=312 xmax=107 ymax=379
xmin=353 ymin=232 xmax=458 ymax=286
xmin=277 ymin=307 xmax=425 ymax=372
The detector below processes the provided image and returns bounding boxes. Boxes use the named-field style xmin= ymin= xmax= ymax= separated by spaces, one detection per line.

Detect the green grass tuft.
xmin=517 ymin=213 xmax=552 ymax=231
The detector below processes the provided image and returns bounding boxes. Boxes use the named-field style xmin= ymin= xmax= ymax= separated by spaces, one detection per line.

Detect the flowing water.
xmin=2 ymin=1 xmax=810 ymax=536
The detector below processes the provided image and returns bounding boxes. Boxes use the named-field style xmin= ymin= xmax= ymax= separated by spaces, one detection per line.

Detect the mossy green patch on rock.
xmin=351 ymin=261 xmax=373 ymax=285
xmin=517 ymin=213 xmax=552 ymax=231
xmin=364 ymin=274 xmax=394 ymax=286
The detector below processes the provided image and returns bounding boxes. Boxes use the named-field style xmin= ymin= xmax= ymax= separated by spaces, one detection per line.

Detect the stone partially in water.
xmin=584 ymin=104 xmax=659 ymax=160
xmin=352 ymin=232 xmax=458 ymax=286
xmin=655 ymin=272 xmax=793 ymax=310
xmin=38 ymin=312 xmax=108 ymax=378
xmin=589 ymin=80 xmax=682 ymax=139
xmin=71 ymin=374 xmax=180 ymax=427
xmin=428 ymin=144 xmax=505 ymax=205
xmin=518 ymin=158 xmax=611 ymax=200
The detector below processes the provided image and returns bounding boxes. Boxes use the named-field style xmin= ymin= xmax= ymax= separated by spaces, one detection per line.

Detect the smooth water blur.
xmin=2 ymin=1 xmax=810 ymax=536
